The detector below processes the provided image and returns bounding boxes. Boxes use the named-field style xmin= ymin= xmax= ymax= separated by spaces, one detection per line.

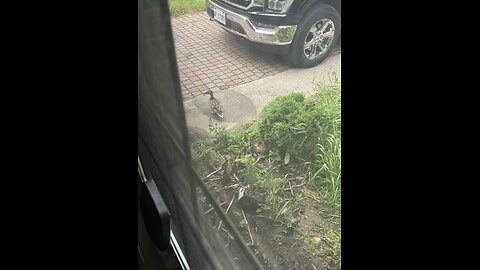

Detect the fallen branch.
xmin=242 ymin=209 xmax=254 ymax=246
xmin=221 ymin=227 xmax=235 ymax=240
xmin=252 ymin=156 xmax=262 ymax=166
xmin=203 ymin=201 xmax=227 ymax=215
xmin=288 ymin=180 xmax=294 ymax=196
xmin=273 ymin=234 xmax=296 ymax=239
xmin=224 ymin=238 xmax=231 ymax=248
xmin=218 ymin=195 xmax=235 ymax=230
xmin=203 ymin=168 xmax=221 ymax=179
xmin=225 ymin=183 xmax=239 ymax=189
xmin=283 ymin=181 xmax=306 ymax=190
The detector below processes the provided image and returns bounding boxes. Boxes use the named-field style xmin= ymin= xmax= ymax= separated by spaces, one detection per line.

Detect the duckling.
xmin=220 ymin=156 xmax=232 ymax=184
xmin=203 ymin=90 xmax=224 ymax=118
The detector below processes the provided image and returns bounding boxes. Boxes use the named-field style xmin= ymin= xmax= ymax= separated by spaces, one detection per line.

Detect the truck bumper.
xmin=206 ymin=0 xmax=297 ymax=45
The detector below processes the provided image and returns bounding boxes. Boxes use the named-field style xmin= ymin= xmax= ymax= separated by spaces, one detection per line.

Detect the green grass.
xmin=257 ymin=76 xmax=341 ymax=208
xmin=305 ymin=78 xmax=341 ymax=207
xmin=169 ymin=0 xmax=206 ymax=17
xmin=192 ymin=76 xmax=341 ymax=228
xmin=294 ymin=228 xmax=341 ymax=257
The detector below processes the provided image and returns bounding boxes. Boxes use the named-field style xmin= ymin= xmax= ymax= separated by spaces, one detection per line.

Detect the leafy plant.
xmin=209 ymin=125 xmax=242 ymax=154
xmin=192 ymin=79 xmax=341 ymax=233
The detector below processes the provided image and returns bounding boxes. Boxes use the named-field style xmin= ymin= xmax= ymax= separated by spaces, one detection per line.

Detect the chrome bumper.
xmin=206 ymin=0 xmax=297 ymax=45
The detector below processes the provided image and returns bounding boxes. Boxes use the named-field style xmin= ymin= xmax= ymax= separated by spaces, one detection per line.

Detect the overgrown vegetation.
xmin=169 ymin=0 xmax=205 ymax=17
xmin=192 ymin=77 xmax=341 ymax=259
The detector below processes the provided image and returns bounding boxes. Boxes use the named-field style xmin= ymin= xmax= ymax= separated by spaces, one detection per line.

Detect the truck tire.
xmin=287 ymin=4 xmax=340 ymax=68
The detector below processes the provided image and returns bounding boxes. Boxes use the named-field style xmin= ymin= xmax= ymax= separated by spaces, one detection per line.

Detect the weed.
xmin=191 ymin=79 xmax=341 ymax=251
xmin=324 ymin=229 xmax=341 ymax=253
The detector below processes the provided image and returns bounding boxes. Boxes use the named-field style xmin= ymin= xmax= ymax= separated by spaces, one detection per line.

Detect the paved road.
xmin=171 ymin=12 xmax=340 ymax=100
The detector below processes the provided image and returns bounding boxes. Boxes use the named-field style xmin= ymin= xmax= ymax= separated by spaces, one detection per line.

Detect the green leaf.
xmin=284 ymin=151 xmax=290 ymax=165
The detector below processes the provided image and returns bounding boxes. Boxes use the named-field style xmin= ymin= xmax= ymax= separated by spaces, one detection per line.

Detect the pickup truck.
xmin=206 ymin=0 xmax=341 ymax=68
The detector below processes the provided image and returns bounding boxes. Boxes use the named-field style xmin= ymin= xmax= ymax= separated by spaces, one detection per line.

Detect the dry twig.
xmin=203 ymin=201 xmax=227 ymax=215
xmin=203 ymin=168 xmax=221 ymax=179
xmin=242 ymin=209 xmax=254 ymax=246
xmin=217 ymin=195 xmax=235 ymax=230
xmin=252 ymin=156 xmax=262 ymax=166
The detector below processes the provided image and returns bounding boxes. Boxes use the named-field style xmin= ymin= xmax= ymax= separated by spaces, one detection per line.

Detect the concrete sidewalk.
xmin=184 ymin=54 xmax=341 ymax=141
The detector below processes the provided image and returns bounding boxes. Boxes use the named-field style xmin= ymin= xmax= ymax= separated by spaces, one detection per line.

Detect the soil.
xmin=197 ymin=168 xmax=341 ymax=270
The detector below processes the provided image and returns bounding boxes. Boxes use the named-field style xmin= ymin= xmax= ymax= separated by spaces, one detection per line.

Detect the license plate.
xmin=213 ymin=7 xmax=226 ymax=25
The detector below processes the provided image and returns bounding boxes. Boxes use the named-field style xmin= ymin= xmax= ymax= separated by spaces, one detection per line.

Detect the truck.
xmin=206 ymin=0 xmax=341 ymax=68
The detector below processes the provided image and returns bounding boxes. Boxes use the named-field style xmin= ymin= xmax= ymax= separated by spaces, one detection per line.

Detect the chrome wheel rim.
xmin=303 ymin=18 xmax=335 ymax=60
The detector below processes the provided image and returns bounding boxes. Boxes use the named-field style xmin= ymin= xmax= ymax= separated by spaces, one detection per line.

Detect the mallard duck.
xmin=203 ymin=90 xmax=224 ymax=118
xmin=238 ymin=186 xmax=260 ymax=213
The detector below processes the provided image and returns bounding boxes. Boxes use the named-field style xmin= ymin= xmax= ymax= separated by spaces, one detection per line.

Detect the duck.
xmin=203 ymin=90 xmax=224 ymax=118
xmin=238 ymin=186 xmax=260 ymax=213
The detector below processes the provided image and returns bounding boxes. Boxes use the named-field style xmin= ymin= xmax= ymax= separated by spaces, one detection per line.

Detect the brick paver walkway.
xmin=172 ymin=12 xmax=290 ymax=100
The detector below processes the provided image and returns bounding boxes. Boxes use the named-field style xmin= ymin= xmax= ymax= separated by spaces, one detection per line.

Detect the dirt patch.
xmin=197 ymin=169 xmax=341 ymax=270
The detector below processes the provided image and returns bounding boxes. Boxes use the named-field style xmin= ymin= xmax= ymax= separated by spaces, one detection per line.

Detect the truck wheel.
xmin=287 ymin=4 xmax=340 ymax=68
